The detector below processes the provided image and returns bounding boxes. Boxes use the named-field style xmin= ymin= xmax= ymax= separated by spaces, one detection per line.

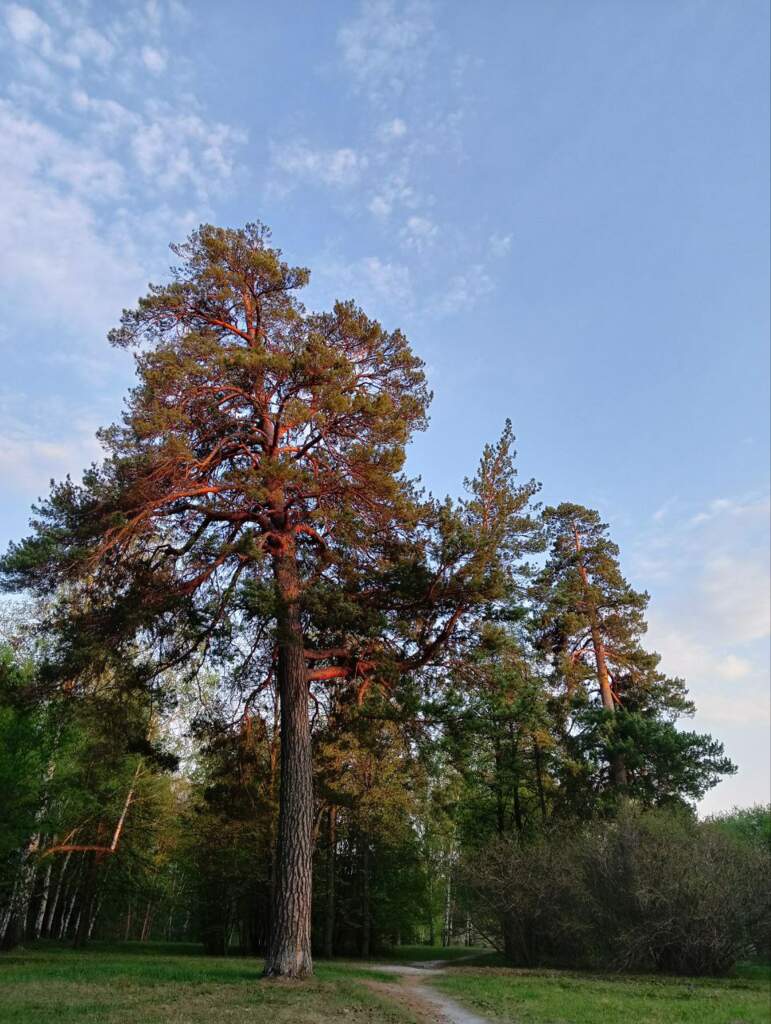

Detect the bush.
xmin=462 ymin=805 xmax=770 ymax=975
xmin=458 ymin=828 xmax=588 ymax=966
xmin=709 ymin=805 xmax=771 ymax=960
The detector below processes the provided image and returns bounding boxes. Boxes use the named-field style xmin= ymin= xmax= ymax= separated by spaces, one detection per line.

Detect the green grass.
xmin=0 ymin=943 xmax=415 ymax=1024
xmin=3 ymin=943 xmax=768 ymax=1024
xmin=433 ymin=964 xmax=771 ymax=1024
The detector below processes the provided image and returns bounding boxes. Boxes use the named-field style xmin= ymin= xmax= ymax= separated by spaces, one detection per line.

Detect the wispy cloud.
xmin=400 ymin=214 xmax=438 ymax=250
xmin=0 ymin=0 xmax=248 ymax=517
xmin=268 ymin=140 xmax=368 ymax=194
xmin=489 ymin=232 xmax=512 ymax=258
xmin=337 ymin=0 xmax=435 ymax=102
xmin=430 ymin=264 xmax=494 ymax=316
xmin=141 ymin=45 xmax=167 ymax=74
xmin=632 ymin=494 xmax=770 ymax=730
xmin=310 ymin=254 xmax=414 ymax=318
xmin=378 ymin=117 xmax=408 ymax=141
xmin=0 ymin=391 xmax=104 ymax=494
xmin=0 ymin=0 xmax=246 ymax=339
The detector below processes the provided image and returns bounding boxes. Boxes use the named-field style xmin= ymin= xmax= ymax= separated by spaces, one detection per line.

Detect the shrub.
xmin=462 ymin=805 xmax=770 ymax=975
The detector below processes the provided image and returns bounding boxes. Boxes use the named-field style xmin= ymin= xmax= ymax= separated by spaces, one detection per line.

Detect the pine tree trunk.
xmin=574 ymin=526 xmax=628 ymax=787
xmin=323 ymin=806 xmax=336 ymax=959
xmin=590 ymin=622 xmax=628 ymax=786
xmin=263 ymin=551 xmax=314 ymax=978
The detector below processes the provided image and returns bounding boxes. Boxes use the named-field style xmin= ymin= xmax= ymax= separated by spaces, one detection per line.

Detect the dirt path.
xmin=366 ymin=960 xmax=490 ymax=1024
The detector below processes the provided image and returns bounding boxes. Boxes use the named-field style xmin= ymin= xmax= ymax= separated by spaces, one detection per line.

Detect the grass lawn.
xmin=2 ymin=943 xmax=769 ymax=1024
xmin=0 ymin=942 xmax=416 ymax=1024
xmin=433 ymin=963 xmax=771 ymax=1024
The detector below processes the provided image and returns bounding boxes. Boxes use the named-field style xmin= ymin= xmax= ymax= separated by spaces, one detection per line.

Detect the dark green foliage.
xmin=531 ymin=502 xmax=734 ymax=808
xmin=462 ymin=805 xmax=770 ymax=975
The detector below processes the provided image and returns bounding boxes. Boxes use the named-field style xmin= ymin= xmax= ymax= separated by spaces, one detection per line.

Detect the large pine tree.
xmin=1 ymin=223 xmax=523 ymax=975
xmin=532 ymin=503 xmax=732 ymax=801
xmin=2 ymin=223 xmax=433 ymax=975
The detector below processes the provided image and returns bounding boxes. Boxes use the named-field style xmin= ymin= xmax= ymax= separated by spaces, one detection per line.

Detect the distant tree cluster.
xmin=0 ymin=224 xmax=759 ymax=976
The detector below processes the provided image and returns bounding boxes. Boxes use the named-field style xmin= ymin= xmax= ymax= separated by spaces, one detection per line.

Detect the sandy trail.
xmin=366 ymin=958 xmax=490 ymax=1024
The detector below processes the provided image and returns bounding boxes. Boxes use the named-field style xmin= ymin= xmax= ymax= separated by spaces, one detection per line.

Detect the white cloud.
xmin=5 ymin=4 xmax=47 ymax=44
xmin=401 ymin=214 xmax=437 ymax=250
xmin=0 ymin=432 xmax=102 ymax=492
xmin=312 ymin=254 xmax=413 ymax=315
xmin=431 ymin=263 xmax=494 ymax=316
xmin=338 ymin=0 xmax=435 ymax=101
xmin=633 ymin=493 xmax=771 ymax=745
xmin=141 ymin=45 xmax=167 ymax=74
xmin=694 ymin=689 xmax=770 ymax=728
xmin=687 ymin=495 xmax=769 ymax=528
xmin=702 ymin=554 xmax=770 ymax=644
xmin=369 ymin=194 xmax=392 ymax=218
xmin=716 ymin=654 xmax=754 ymax=681
xmin=378 ymin=117 xmax=407 ymax=141
xmin=0 ymin=392 xmax=105 ymax=495
xmin=489 ymin=232 xmax=511 ymax=258
xmin=0 ymin=101 xmax=144 ymax=332
xmin=269 ymin=140 xmax=367 ymax=193
xmin=131 ymin=109 xmax=244 ymax=196
xmin=0 ymin=4 xmax=247 ymax=344
xmin=0 ymin=100 xmax=126 ymax=199
xmin=3 ymin=3 xmax=109 ymax=71
xmin=367 ymin=166 xmax=418 ymax=220
xmin=652 ymin=496 xmax=678 ymax=522
xmin=70 ymin=26 xmax=115 ymax=65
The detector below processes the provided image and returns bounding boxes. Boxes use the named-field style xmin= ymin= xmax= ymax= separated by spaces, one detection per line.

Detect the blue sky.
xmin=0 ymin=0 xmax=768 ymax=812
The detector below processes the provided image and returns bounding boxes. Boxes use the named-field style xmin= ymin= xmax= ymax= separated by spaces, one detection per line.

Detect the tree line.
xmin=0 ymin=224 xmax=766 ymax=975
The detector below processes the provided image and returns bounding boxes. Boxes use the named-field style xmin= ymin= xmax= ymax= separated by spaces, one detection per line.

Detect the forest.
xmin=0 ymin=225 xmax=768 ymax=995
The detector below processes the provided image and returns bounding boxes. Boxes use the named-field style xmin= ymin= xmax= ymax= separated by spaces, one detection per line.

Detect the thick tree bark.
xmin=263 ymin=551 xmax=314 ymax=978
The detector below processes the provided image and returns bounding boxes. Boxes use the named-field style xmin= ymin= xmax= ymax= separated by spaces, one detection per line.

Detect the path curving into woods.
xmin=365 ymin=958 xmax=491 ymax=1024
